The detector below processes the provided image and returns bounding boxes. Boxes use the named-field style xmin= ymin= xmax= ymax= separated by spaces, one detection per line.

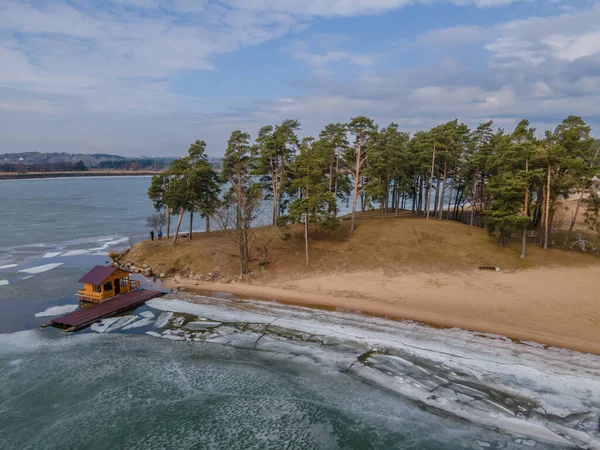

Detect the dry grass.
xmin=125 ymin=211 xmax=599 ymax=282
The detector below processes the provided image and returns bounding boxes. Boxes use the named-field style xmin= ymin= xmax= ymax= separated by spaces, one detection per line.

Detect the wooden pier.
xmin=42 ymin=289 xmax=163 ymax=332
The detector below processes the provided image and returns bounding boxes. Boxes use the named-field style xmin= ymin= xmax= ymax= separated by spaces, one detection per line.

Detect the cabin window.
xmin=103 ymin=281 xmax=113 ymax=292
xmin=93 ymin=285 xmax=102 ymax=293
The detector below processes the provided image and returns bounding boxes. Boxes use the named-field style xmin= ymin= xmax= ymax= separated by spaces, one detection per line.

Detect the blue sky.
xmin=1 ymin=0 xmax=599 ymax=157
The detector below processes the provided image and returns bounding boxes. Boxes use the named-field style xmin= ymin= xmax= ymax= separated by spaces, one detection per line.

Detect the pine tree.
xmin=346 ymin=116 xmax=377 ymax=231
xmin=222 ymin=130 xmax=261 ymax=275
xmin=288 ymin=138 xmax=337 ymax=265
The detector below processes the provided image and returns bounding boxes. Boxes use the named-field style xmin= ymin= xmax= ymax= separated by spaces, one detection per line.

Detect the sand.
xmin=164 ymin=266 xmax=600 ymax=355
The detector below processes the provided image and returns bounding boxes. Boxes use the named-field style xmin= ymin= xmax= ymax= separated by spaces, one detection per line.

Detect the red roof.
xmin=78 ymin=265 xmax=120 ymax=285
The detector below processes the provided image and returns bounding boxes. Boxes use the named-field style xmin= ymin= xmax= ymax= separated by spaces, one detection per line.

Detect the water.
xmin=0 ymin=177 xmax=598 ymax=449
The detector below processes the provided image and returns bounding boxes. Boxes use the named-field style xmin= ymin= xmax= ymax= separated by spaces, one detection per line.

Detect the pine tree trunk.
xmin=329 ymin=150 xmax=334 ymax=193
xmin=334 ymin=149 xmax=339 ymax=201
xmin=447 ymin=164 xmax=456 ymax=220
xmin=305 ymin=212 xmax=309 ymax=266
xmin=272 ymin=159 xmax=278 ymax=226
xmin=279 ymin=153 xmax=285 ymax=218
xmin=544 ymin=163 xmax=551 ymax=249
xmin=189 ymin=210 xmax=193 ymax=240
xmin=165 ymin=206 xmax=171 ymax=238
xmin=438 ymin=160 xmax=447 ymax=220
xmin=434 ymin=177 xmax=439 ymax=216
xmin=350 ymin=142 xmax=361 ymax=232
xmin=521 ymin=158 xmax=529 ymax=259
xmin=427 ymin=144 xmax=436 ymax=220
xmin=172 ymin=209 xmax=185 ymax=246
xmin=470 ymin=170 xmax=478 ymax=227
xmin=206 ymin=215 xmax=211 ymax=233
xmin=411 ymin=174 xmax=417 ymax=214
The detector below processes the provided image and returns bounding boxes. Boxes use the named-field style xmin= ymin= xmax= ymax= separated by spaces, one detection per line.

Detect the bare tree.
xmin=214 ymin=186 xmax=263 ymax=276
xmin=146 ymin=212 xmax=166 ymax=234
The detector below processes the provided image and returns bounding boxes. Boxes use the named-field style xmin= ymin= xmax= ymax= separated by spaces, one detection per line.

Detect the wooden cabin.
xmin=78 ymin=265 xmax=140 ymax=303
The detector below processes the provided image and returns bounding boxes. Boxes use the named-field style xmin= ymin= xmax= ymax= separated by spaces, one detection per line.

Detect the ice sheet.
xmin=34 ymin=305 xmax=78 ymax=317
xmin=90 ymin=318 xmax=121 ymax=333
xmin=0 ymin=264 xmax=18 ymax=270
xmin=147 ymin=293 xmax=600 ymax=449
xmin=61 ymin=250 xmax=89 ymax=257
xmin=18 ymin=263 xmax=63 ymax=274
xmin=122 ymin=318 xmax=154 ymax=330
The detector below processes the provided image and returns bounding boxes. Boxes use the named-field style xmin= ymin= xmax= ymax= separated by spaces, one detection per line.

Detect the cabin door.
xmin=114 ymin=279 xmax=121 ymax=295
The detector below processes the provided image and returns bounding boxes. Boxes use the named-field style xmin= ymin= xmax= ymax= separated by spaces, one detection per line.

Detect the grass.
xmin=123 ymin=210 xmax=599 ymax=282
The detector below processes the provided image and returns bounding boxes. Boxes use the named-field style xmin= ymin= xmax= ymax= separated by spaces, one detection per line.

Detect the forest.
xmin=148 ymin=116 xmax=600 ymax=274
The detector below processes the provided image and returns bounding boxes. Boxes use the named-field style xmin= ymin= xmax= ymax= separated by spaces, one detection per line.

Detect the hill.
xmin=124 ymin=212 xmax=596 ymax=281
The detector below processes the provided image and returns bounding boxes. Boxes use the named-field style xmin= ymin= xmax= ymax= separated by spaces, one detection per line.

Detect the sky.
xmin=1 ymin=0 xmax=599 ymax=157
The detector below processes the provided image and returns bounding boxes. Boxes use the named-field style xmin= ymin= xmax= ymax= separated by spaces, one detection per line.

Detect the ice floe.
xmin=122 ymin=318 xmax=154 ymax=330
xmin=105 ymin=315 xmax=138 ymax=332
xmin=19 ymin=263 xmax=63 ymax=274
xmin=34 ymin=305 xmax=78 ymax=317
xmin=140 ymin=311 xmax=155 ymax=319
xmin=61 ymin=250 xmax=89 ymax=257
xmin=90 ymin=318 xmax=121 ymax=333
xmin=0 ymin=280 xmax=8 ymax=286
xmin=153 ymin=312 xmax=173 ymax=329
xmin=147 ymin=294 xmax=600 ymax=449
xmin=0 ymin=264 xmax=18 ymax=270
xmin=42 ymin=252 xmax=62 ymax=258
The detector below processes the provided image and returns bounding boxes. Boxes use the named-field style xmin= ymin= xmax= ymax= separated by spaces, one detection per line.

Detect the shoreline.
xmin=0 ymin=171 xmax=160 ymax=180
xmin=161 ymin=267 xmax=600 ymax=356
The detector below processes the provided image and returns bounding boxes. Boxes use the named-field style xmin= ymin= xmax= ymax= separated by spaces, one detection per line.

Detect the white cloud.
xmin=485 ymin=3 xmax=600 ymax=66
xmin=0 ymin=0 xmax=597 ymax=156
xmin=226 ymin=0 xmax=523 ymax=17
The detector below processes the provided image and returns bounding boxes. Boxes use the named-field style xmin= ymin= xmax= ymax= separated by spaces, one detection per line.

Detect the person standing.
xmin=150 ymin=230 xmax=155 ymax=241
xmin=158 ymin=230 xmax=162 ymax=240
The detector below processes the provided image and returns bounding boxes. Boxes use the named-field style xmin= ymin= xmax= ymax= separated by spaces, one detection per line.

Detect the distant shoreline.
xmin=0 ymin=170 xmax=161 ymax=180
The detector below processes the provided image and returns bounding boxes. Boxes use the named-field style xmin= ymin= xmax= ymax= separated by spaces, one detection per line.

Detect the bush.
xmin=319 ymin=216 xmax=341 ymax=231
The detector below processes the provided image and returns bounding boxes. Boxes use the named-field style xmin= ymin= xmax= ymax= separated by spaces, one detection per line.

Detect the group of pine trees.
xmin=148 ymin=115 xmax=598 ymax=274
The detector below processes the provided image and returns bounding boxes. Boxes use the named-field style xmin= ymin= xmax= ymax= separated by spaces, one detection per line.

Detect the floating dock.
xmin=42 ymin=289 xmax=163 ymax=332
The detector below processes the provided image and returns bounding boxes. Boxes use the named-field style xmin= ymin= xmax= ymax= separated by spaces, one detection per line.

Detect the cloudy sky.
xmin=1 ymin=0 xmax=599 ymax=156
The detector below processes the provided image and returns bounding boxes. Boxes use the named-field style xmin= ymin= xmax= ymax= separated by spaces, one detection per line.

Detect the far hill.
xmin=0 ymin=152 xmax=223 ymax=173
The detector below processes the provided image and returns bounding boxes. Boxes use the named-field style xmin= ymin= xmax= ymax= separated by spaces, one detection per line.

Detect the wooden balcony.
xmin=78 ymin=279 xmax=141 ymax=303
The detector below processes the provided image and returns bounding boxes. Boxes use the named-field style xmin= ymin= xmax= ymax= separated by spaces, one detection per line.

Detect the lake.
xmin=0 ymin=176 xmax=596 ymax=449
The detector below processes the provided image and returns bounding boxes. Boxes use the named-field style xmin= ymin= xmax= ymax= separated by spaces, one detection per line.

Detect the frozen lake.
xmin=2 ymin=292 xmax=599 ymax=449
xmin=1 ymin=176 xmax=599 ymax=449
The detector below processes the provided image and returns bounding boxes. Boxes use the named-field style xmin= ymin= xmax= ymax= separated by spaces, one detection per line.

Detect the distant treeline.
xmin=0 ymin=160 xmax=88 ymax=173
xmin=96 ymin=159 xmax=173 ymax=170
xmin=1 ymin=151 xmax=221 ymax=172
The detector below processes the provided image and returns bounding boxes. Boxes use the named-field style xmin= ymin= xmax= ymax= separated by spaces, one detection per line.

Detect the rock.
xmin=142 ymin=264 xmax=149 ymax=269
xmin=144 ymin=268 xmax=153 ymax=277
xmin=159 ymin=273 xmax=166 ymax=278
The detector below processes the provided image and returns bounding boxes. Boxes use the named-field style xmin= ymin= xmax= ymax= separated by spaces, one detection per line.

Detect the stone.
xmin=142 ymin=264 xmax=149 ymax=269
xmin=144 ymin=268 xmax=153 ymax=277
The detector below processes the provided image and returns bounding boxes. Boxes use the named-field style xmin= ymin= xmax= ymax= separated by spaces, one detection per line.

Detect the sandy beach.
xmin=164 ymin=266 xmax=600 ymax=355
